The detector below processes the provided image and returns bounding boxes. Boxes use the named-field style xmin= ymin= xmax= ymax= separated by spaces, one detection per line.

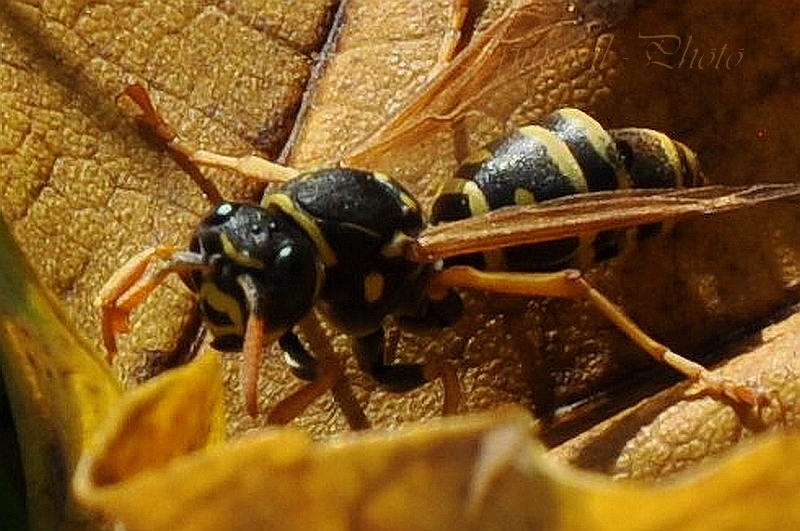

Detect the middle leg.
xmin=355 ymin=328 xmax=461 ymax=415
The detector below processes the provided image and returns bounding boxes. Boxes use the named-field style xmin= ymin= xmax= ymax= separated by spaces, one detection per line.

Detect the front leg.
xmin=267 ymin=331 xmax=369 ymax=430
xmin=279 ymin=332 xmax=320 ymax=382
xmin=95 ymin=246 xmax=207 ymax=360
xmin=355 ymin=328 xmax=460 ymax=415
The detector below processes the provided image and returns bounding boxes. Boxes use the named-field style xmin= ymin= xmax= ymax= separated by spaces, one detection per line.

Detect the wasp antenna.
xmin=236 ymin=274 xmax=268 ymax=417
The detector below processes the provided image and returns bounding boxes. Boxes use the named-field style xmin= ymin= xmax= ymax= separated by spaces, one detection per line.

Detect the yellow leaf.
xmin=0 ymin=214 xmax=121 ymax=530
xmin=75 ymin=396 xmax=800 ymax=531
xmin=74 ymin=351 xmax=225 ymax=509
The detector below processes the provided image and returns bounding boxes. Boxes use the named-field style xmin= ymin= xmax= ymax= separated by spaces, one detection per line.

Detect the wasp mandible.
xmin=97 ymin=84 xmax=799 ymax=424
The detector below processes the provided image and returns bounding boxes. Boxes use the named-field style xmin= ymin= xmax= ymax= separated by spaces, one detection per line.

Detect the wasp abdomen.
xmin=611 ymin=128 xmax=702 ymax=189
xmin=431 ymin=109 xmax=703 ymax=271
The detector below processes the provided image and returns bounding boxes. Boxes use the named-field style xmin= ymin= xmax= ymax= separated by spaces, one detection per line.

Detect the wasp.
xmin=97 ymin=82 xmax=799 ymax=425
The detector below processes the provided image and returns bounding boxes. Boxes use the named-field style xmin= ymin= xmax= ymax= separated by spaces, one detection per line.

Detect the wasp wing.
xmin=410 ymin=184 xmax=800 ymax=262
xmin=345 ymin=0 xmax=633 ymax=206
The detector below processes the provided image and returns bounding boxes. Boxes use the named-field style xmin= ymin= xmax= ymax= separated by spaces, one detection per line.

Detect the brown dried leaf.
xmin=552 ymin=309 xmax=800 ymax=480
xmin=1 ymin=1 xmax=800 ymax=520
xmin=0 ymin=1 xmax=324 ymax=526
xmin=286 ymin=0 xmax=473 ymax=168
xmin=0 ymin=0 xmax=326 ymax=384
xmin=343 ymin=0 xmax=630 ymax=204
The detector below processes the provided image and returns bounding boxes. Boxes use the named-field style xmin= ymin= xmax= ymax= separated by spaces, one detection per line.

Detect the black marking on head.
xmin=188 ymin=202 xmax=322 ymax=348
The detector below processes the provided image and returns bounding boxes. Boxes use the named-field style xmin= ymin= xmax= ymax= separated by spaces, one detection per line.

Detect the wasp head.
xmin=188 ymin=202 xmax=321 ymax=351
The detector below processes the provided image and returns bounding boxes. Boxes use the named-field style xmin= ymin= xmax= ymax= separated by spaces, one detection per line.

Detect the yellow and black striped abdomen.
xmin=430 ymin=108 xmax=704 ymax=271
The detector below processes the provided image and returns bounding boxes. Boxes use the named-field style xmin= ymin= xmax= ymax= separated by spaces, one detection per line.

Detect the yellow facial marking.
xmin=263 ymin=193 xmax=338 ymax=266
xmin=364 ymin=272 xmax=385 ymax=304
xmin=200 ymin=281 xmax=243 ymax=337
xmin=220 ymin=233 xmax=264 ymax=269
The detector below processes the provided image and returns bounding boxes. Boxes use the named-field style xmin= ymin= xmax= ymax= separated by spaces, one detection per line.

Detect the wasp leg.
xmin=96 ymin=246 xmax=206 ymax=361
xmin=330 ymin=377 xmax=371 ymax=431
xmin=430 ymin=265 xmax=769 ymax=407
xmin=236 ymin=276 xmax=365 ymax=424
xmin=266 ymin=332 xmax=370 ymax=429
xmin=356 ymin=328 xmax=461 ymax=415
xmin=266 ymin=332 xmax=342 ymax=425
xmin=122 ymin=84 xmax=298 ymax=193
xmin=279 ymin=332 xmax=319 ymax=381
xmin=265 ymin=361 xmax=341 ymax=425
xmin=176 ymin=144 xmax=299 ymax=185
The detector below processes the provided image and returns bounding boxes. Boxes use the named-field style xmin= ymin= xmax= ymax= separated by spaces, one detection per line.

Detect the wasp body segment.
xmin=431 ymin=109 xmax=704 ymax=271
xmin=257 ymin=168 xmax=429 ymax=339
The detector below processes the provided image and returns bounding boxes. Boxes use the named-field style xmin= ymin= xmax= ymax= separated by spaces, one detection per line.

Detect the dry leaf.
xmin=0 ymin=0 xmax=316 ymax=369
xmin=342 ymin=0 xmax=630 ymax=203
xmin=286 ymin=0 xmax=473 ymax=168
xmin=0 ymin=1 xmax=324 ymax=527
xmin=75 ymin=388 xmax=800 ymax=530
xmin=1 ymin=1 xmax=800 ymax=528
xmin=551 ymin=308 xmax=800 ymax=480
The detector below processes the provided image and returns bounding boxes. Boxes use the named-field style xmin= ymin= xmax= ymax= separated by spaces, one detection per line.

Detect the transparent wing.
xmin=410 ymin=184 xmax=800 ymax=262
xmin=344 ymin=0 xmax=633 ymax=205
